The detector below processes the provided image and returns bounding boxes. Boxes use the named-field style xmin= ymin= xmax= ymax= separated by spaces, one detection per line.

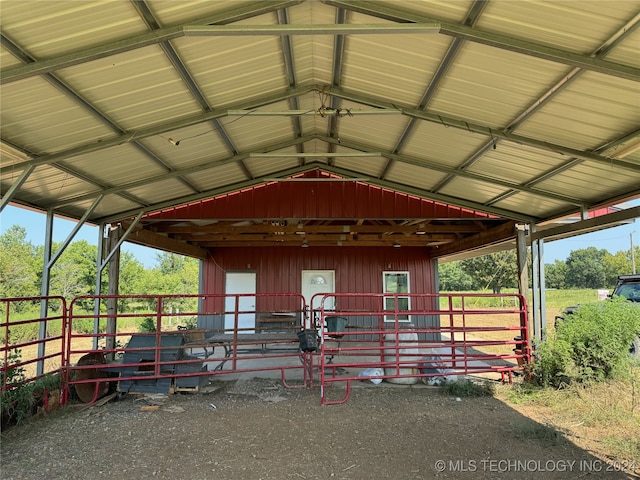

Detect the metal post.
xmin=36 ymin=209 xmax=54 ymax=376
xmin=93 ymin=224 xmax=105 ymax=350
xmin=105 ymin=225 xmax=121 ymax=361
xmin=530 ymin=225 xmax=541 ymax=340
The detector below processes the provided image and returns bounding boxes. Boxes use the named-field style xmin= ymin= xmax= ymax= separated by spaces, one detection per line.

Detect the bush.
xmin=138 ymin=317 xmax=157 ymax=332
xmin=531 ymin=297 xmax=640 ymax=387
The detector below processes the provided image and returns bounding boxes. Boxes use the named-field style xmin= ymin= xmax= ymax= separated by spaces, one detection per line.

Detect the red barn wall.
xmin=202 ymin=246 xmax=435 ymax=312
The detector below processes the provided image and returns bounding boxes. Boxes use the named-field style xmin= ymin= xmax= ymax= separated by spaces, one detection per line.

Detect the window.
xmin=383 ymin=271 xmax=410 ymax=323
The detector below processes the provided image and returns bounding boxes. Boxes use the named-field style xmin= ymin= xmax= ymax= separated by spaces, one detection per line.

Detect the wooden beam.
xmin=123 ymin=224 xmax=208 ymax=259
xmin=151 ymin=223 xmax=486 ymax=234
xmin=431 ymin=221 xmax=517 ymax=258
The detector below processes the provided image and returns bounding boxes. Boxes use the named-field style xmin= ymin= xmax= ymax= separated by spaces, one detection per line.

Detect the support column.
xmin=36 ymin=209 xmax=54 ymax=376
xmin=515 ymin=224 xmax=529 ymax=299
xmin=105 ymin=225 xmax=122 ymax=361
xmin=530 ymin=224 xmax=547 ymax=340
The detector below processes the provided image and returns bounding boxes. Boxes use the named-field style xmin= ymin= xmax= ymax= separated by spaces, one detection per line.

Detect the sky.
xmin=0 ymin=203 xmax=638 ymax=269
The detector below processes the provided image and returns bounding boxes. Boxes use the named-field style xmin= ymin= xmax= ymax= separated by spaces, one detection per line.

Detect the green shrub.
xmin=531 ymin=297 xmax=640 ymax=387
xmin=1 ymin=349 xmax=62 ymax=427
xmin=138 ymin=317 xmax=157 ymax=332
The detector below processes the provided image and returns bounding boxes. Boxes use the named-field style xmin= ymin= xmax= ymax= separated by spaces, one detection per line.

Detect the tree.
xmin=565 ymin=247 xmax=608 ymax=288
xmin=460 ymin=251 xmax=518 ymax=294
xmin=0 ymin=226 xmax=39 ymax=299
xmin=438 ymin=261 xmax=476 ymax=291
xmin=545 ymin=260 xmax=568 ymax=289
xmin=50 ymin=240 xmax=99 ymax=301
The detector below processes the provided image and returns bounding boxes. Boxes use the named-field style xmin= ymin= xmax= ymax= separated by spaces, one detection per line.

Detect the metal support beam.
xmin=36 ymin=209 xmax=54 ymax=376
xmin=328 ymin=88 xmax=640 ymax=173
xmin=1 ymin=1 xmax=306 ymax=83
xmin=0 ymin=165 xmax=35 ymax=212
xmin=530 ymin=224 xmax=547 ymax=341
xmin=324 ymin=0 xmax=640 ymax=82
xmin=93 ymin=223 xmax=105 ymax=350
xmin=0 ymin=85 xmax=314 ymax=174
xmin=47 ymin=196 xmax=103 ymax=268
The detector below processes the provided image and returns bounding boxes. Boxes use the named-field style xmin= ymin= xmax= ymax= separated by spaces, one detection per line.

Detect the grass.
xmin=509 ymin=419 xmax=567 ymax=446
xmin=497 ymin=364 xmax=640 ymax=463
xmin=443 ymin=379 xmax=495 ymax=397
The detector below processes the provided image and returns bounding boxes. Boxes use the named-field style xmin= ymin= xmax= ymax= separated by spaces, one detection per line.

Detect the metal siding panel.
xmin=203 ymin=246 xmax=435 ymax=299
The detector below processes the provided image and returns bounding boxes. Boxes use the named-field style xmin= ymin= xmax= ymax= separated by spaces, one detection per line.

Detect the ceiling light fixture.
xmin=302 ymin=240 xmax=309 ymax=248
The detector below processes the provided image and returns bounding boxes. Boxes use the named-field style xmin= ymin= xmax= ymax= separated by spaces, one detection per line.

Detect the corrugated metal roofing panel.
xmin=439 ymin=176 xmax=510 ymax=205
xmin=340 ymin=31 xmax=450 ymax=107
xmin=333 ymin=151 xmax=387 ymax=179
xmin=400 ymin=121 xmax=489 ymax=168
xmin=0 ymin=78 xmax=115 ymax=154
xmin=173 ymin=33 xmax=287 ymax=108
xmin=56 ymin=45 xmax=201 ymax=130
xmin=466 ymin=144 xmax=565 ymax=185
xmin=337 ymin=114 xmax=409 ymax=151
xmin=65 ymin=195 xmax=142 ymax=221
xmin=429 ymin=42 xmax=569 ymax=129
xmin=392 ymin=0 xmax=474 ymax=22
xmin=0 ymin=47 xmax=23 ymax=69
xmin=184 ymin=163 xmax=252 ymax=193
xmin=149 ymin=0 xmax=257 ymax=26
xmin=605 ymin=28 xmax=640 ymax=67
xmin=63 ymin=144 xmax=170 ymax=187
xmin=477 ymin=1 xmax=639 ymax=54
xmin=385 ymin=162 xmax=449 ymax=191
xmin=8 ymin=165 xmax=97 ymax=207
xmin=535 ymin=161 xmax=640 ymax=200
xmin=222 ymin=115 xmax=295 ymax=153
xmin=126 ymin=177 xmax=195 ymax=205
xmin=515 ymin=73 xmax=640 ymax=151
xmin=0 ymin=1 xmax=143 ymax=58
xmin=492 ymin=191 xmax=571 ymax=218
xmin=141 ymin=130 xmax=230 ymax=170
xmin=288 ymin=3 xmax=334 ymax=86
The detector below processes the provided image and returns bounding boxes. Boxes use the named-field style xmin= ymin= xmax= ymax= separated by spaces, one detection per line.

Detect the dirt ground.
xmin=2 ymin=377 xmax=638 ymax=480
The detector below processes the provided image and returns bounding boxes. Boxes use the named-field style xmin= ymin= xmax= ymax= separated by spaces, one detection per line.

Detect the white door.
xmin=225 ymin=272 xmax=256 ymax=333
xmin=302 ymin=270 xmax=336 ymax=312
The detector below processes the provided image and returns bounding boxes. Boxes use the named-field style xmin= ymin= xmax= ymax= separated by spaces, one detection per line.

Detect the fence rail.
xmin=1 ymin=292 xmax=529 ymax=412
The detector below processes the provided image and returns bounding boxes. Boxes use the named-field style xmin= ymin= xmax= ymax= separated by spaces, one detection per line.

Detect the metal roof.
xmin=1 ymin=0 xmax=639 ymax=255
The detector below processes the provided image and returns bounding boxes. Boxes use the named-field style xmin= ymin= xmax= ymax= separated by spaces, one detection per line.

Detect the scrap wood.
xmin=139 ymin=405 xmax=160 ymax=412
